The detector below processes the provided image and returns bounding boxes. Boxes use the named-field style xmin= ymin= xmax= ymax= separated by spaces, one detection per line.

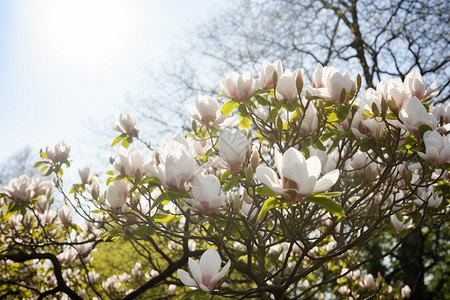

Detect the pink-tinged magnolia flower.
xmin=219 ymin=71 xmax=260 ymax=102
xmin=58 ymin=205 xmax=72 ymax=225
xmin=380 ymin=78 xmax=409 ymax=111
xmin=255 ymin=148 xmax=339 ymax=201
xmin=418 ymin=130 xmax=450 ymax=165
xmin=88 ymin=271 xmax=100 ymax=284
xmin=401 ymin=285 xmax=411 ymax=298
xmin=2 ymin=174 xmax=35 ymax=202
xmin=218 ymin=128 xmax=249 ymax=171
xmin=432 ymin=102 xmax=450 ymax=123
xmin=390 ymin=214 xmax=412 ymax=232
xmin=184 ymin=174 xmax=225 ymax=215
xmin=186 ymin=94 xmax=220 ymax=124
xmin=78 ymin=165 xmax=90 ymax=184
xmin=313 ymin=64 xmax=356 ymax=103
xmin=157 ymin=148 xmax=197 ymax=190
xmin=260 ymin=59 xmax=283 ymax=89
xmin=359 ymin=274 xmax=375 ymax=290
xmin=114 ymin=112 xmax=137 ymax=136
xmin=299 ymin=103 xmax=318 ymax=136
xmin=404 ymin=69 xmax=438 ymax=100
xmin=413 ymin=188 xmax=443 ymax=208
xmin=113 ymin=146 xmax=150 ymax=178
xmin=398 ymin=97 xmax=437 ymax=136
xmin=106 ymin=179 xmax=129 ymax=210
xmin=46 ymin=141 xmax=70 ymax=163
xmin=177 ymin=248 xmax=231 ymax=292
xmin=350 ymin=105 xmax=385 ymax=140
xmin=275 ymin=68 xmax=305 ymax=102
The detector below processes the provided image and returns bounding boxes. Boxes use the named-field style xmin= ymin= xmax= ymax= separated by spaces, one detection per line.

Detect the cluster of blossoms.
xmin=0 ymin=59 xmax=448 ymax=299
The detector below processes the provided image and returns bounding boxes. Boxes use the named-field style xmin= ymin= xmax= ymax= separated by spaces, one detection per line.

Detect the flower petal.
xmin=177 ymin=269 xmax=198 ymax=287
xmin=312 ymin=169 xmax=339 ymax=193
xmin=188 ymin=257 xmax=202 ymax=285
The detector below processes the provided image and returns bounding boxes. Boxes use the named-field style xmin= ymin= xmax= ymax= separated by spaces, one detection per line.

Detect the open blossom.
xmin=417 ymin=130 xmax=450 ymax=165
xmin=113 ymin=146 xmax=150 ymax=178
xmin=401 ymin=285 xmax=411 ymax=298
xmin=219 ymin=71 xmax=260 ymax=102
xmin=186 ymin=94 xmax=220 ymax=124
xmin=218 ymin=128 xmax=250 ymax=171
xmin=313 ymin=64 xmax=356 ymax=103
xmin=114 ymin=112 xmax=137 ymax=136
xmin=157 ymin=148 xmax=197 ymax=190
xmin=404 ymin=69 xmax=438 ymax=100
xmin=255 ymin=147 xmax=339 ymax=201
xmin=46 ymin=141 xmax=70 ymax=163
xmin=391 ymin=214 xmax=413 ymax=232
xmin=184 ymin=173 xmax=225 ymax=215
xmin=359 ymin=273 xmax=375 ymax=290
xmin=260 ymin=59 xmax=283 ymax=89
xmin=177 ymin=248 xmax=231 ymax=292
xmin=380 ymin=78 xmax=409 ymax=111
xmin=2 ymin=174 xmax=35 ymax=202
xmin=106 ymin=179 xmax=129 ymax=210
xmin=275 ymin=68 xmax=304 ymax=102
xmin=398 ymin=97 xmax=437 ymax=136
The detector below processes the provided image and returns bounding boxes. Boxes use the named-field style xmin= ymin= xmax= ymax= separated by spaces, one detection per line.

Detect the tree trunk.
xmin=399 ymin=230 xmax=426 ymax=299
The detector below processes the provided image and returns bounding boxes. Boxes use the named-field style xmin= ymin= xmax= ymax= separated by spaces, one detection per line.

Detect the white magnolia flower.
xmin=114 ymin=112 xmax=137 ymax=136
xmin=275 ymin=68 xmax=304 ymax=102
xmin=401 ymin=285 xmax=411 ymax=298
xmin=218 ymin=128 xmax=250 ymax=171
xmin=157 ymin=148 xmax=197 ymax=190
xmin=255 ymin=147 xmax=339 ymax=201
xmin=391 ymin=214 xmax=412 ymax=232
xmin=260 ymin=59 xmax=283 ymax=89
xmin=78 ymin=165 xmax=90 ymax=184
xmin=219 ymin=71 xmax=260 ymax=102
xmin=380 ymin=77 xmax=409 ymax=111
xmin=299 ymin=103 xmax=319 ymax=136
xmin=177 ymin=248 xmax=231 ymax=292
xmin=106 ymin=179 xmax=129 ymax=210
xmin=58 ymin=205 xmax=72 ymax=225
xmin=46 ymin=141 xmax=70 ymax=163
xmin=404 ymin=69 xmax=438 ymax=100
xmin=113 ymin=146 xmax=150 ymax=178
xmin=398 ymin=97 xmax=437 ymax=136
xmin=418 ymin=130 xmax=450 ymax=165
xmin=184 ymin=173 xmax=225 ymax=215
xmin=2 ymin=174 xmax=35 ymax=202
xmin=359 ymin=274 xmax=375 ymax=290
xmin=186 ymin=94 xmax=220 ymax=124
xmin=313 ymin=64 xmax=356 ymax=103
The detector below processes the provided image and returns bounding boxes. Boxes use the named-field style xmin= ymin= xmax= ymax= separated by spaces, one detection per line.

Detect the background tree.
xmin=134 ymin=0 xmax=449 ymax=142
xmin=0 ymin=146 xmax=40 ymax=186
xmin=130 ymin=1 xmax=449 ymax=298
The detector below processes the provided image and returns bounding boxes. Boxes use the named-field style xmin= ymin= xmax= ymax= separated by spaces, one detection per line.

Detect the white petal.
xmin=295 ymin=176 xmax=316 ymax=195
xmin=199 ymin=249 xmax=222 ymax=278
xmin=306 ymin=156 xmax=322 ymax=179
xmin=255 ymin=166 xmax=284 ymax=194
xmin=209 ymin=260 xmax=231 ymax=288
xmin=177 ymin=269 xmax=198 ymax=287
xmin=312 ymin=169 xmax=340 ymax=193
xmin=188 ymin=258 xmax=202 ymax=285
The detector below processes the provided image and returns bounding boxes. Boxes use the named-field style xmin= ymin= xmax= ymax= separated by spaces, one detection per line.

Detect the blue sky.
xmin=0 ymin=0 xmax=222 ymax=170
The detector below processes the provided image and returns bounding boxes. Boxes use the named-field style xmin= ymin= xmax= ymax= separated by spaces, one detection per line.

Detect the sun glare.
xmin=36 ymin=0 xmax=134 ymax=68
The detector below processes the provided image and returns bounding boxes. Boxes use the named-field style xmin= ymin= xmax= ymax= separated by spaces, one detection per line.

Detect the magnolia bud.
xmin=250 ymin=148 xmax=260 ymax=169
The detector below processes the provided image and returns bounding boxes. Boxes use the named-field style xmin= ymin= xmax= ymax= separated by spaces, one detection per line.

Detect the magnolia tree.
xmin=1 ymin=61 xmax=449 ymax=299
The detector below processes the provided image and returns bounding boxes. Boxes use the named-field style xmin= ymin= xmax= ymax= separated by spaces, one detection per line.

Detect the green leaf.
xmin=257 ymin=197 xmax=281 ymax=221
xmin=220 ymin=170 xmax=231 ymax=183
xmin=134 ymin=225 xmax=155 ymax=237
xmin=33 ymin=161 xmax=46 ymax=168
xmin=106 ymin=170 xmax=114 ymax=176
xmin=255 ymin=95 xmax=270 ymax=106
xmin=221 ymin=101 xmax=239 ymax=116
xmin=268 ymin=107 xmax=279 ymax=122
xmin=111 ymin=135 xmax=125 ymax=147
xmin=255 ymin=186 xmax=279 ymax=197
xmin=223 ymin=176 xmax=243 ymax=192
xmin=302 ymin=196 xmax=345 ymax=218
xmin=239 ymin=117 xmax=251 ymax=129
xmin=418 ymin=124 xmax=432 ymax=139
xmin=153 ymin=214 xmax=175 ymax=223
